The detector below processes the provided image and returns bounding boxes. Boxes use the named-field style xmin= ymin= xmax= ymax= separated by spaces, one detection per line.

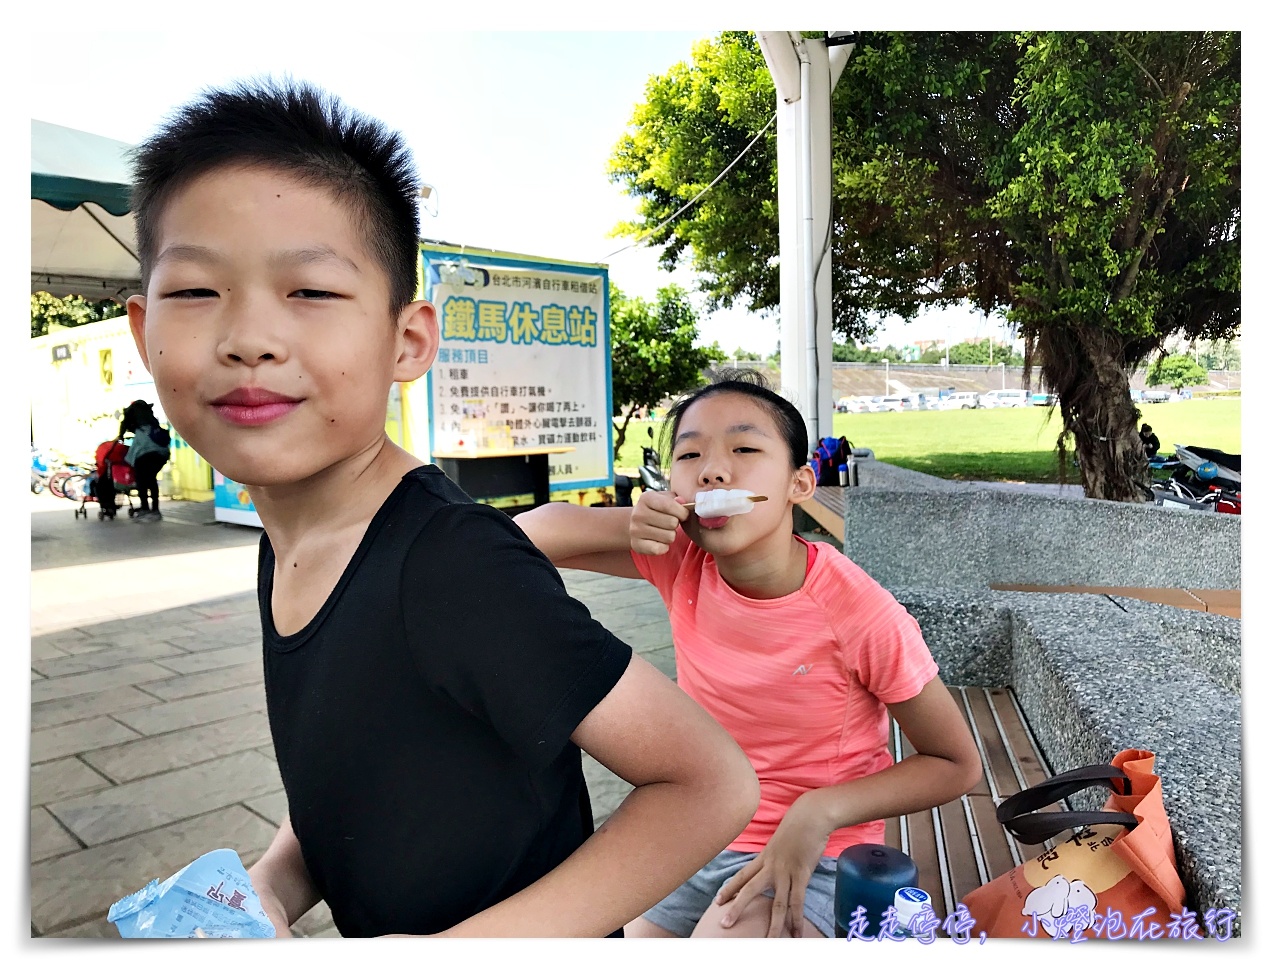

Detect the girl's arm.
xmin=515 ymin=490 xmax=689 ymax=578
xmin=716 ymin=676 xmax=982 ymax=936
xmin=437 ymin=653 xmax=761 ymax=937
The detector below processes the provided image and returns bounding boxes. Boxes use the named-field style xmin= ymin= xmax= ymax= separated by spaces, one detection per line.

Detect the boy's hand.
xmin=248 ymin=874 xmax=294 ymax=938
xmin=714 ymin=792 xmax=834 ymax=938
xmin=630 ymin=490 xmax=689 ymax=556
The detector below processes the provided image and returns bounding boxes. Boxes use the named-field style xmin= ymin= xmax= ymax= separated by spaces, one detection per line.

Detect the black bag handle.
xmin=995 ymin=763 xmax=1140 ymax=845
xmin=1002 ymin=809 xmax=1140 ymax=845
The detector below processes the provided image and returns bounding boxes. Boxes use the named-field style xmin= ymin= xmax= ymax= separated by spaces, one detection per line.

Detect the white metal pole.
xmin=799 ymin=40 xmax=818 ymax=448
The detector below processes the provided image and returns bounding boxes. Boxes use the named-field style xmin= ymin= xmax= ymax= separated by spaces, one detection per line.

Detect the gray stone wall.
xmin=841 ymin=461 xmax=1240 ymax=589
xmin=889 ymin=586 xmax=1242 ymax=936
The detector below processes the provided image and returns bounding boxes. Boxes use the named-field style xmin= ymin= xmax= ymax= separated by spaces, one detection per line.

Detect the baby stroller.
xmin=76 ymin=438 xmax=139 ymax=520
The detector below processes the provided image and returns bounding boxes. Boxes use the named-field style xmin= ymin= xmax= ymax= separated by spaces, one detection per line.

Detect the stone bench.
xmin=894 ymin=586 xmax=1242 ymax=936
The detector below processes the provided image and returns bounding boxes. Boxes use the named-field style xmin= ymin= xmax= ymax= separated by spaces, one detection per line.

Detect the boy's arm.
xmin=247 ymin=814 xmax=323 ymax=938
xmin=439 ymin=653 xmax=760 ymax=938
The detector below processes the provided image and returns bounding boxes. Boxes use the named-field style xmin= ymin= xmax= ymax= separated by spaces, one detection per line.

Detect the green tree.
xmin=609 ymin=31 xmax=1239 ymax=501
xmin=1146 ymin=353 xmax=1208 ymax=390
xmin=941 ymin=339 xmax=1025 ymax=366
xmin=609 ymin=283 xmax=725 ymax=459
xmin=31 ymin=292 xmax=125 ymax=338
xmin=732 ymin=346 xmax=763 ymax=361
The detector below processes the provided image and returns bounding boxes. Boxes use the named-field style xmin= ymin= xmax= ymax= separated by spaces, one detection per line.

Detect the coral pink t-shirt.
xmin=632 ymin=532 xmax=939 ymax=858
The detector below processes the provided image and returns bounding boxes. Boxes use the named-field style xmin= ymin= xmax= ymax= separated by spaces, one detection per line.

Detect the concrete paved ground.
xmin=28 ymin=492 xmax=672 ymax=938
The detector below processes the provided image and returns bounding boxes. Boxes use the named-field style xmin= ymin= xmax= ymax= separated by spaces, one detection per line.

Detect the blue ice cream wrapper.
xmin=107 ymin=848 xmax=276 ymax=938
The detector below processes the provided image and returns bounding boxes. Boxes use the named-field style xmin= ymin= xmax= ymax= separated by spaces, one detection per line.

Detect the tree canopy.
xmin=608 ymin=31 xmax=1239 ymax=500
xmin=608 ymin=283 xmax=725 ymax=459
xmin=31 ymin=292 xmax=125 ymax=338
xmin=1147 ymin=353 xmax=1208 ymax=390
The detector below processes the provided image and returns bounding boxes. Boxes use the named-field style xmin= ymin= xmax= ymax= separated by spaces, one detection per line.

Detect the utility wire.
xmin=601 ymin=112 xmax=778 ymax=262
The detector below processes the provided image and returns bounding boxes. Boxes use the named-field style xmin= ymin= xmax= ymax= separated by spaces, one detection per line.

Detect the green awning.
xmin=31 ymin=120 xmax=141 ymax=300
xmin=31 ymin=120 xmax=135 ymax=216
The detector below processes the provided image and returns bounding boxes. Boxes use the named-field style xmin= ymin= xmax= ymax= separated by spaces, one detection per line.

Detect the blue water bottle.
xmin=834 ymin=844 xmax=919 ymax=939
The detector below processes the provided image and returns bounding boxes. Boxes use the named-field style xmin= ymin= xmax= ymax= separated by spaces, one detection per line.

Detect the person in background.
xmin=121 ymin=399 xmax=171 ymax=521
xmin=1139 ymin=423 xmax=1161 ymax=460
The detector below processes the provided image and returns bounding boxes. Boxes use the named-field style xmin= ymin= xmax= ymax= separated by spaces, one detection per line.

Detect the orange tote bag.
xmin=962 ymin=749 xmax=1194 ymax=940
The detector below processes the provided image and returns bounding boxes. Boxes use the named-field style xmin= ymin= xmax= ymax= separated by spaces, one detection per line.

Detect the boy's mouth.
xmin=210 ymin=387 xmax=303 ymax=427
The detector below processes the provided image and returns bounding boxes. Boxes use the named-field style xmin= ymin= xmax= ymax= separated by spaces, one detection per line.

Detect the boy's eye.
xmin=734 ymin=446 xmax=759 ymax=454
xmin=291 ymin=289 xmax=340 ymax=299
xmin=674 ymin=452 xmax=699 ymax=462
xmin=164 ymin=288 xmax=218 ymax=299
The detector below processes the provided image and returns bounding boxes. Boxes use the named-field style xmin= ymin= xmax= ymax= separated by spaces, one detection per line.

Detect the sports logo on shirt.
xmin=792 ymin=664 xmax=814 ymax=676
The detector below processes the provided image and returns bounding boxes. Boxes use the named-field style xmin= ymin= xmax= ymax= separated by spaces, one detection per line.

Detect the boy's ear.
xmin=126 ymin=295 xmax=152 ymax=373
xmin=791 ymin=461 xmax=818 ymax=503
xmin=393 ymin=299 xmax=439 ymax=383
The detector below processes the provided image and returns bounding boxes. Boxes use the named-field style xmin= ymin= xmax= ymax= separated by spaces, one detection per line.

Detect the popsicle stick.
xmin=682 ymin=495 xmax=768 ymax=510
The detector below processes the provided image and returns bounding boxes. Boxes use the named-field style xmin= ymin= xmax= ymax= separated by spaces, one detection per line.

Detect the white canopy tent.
xmin=31 ymin=119 xmax=141 ymax=301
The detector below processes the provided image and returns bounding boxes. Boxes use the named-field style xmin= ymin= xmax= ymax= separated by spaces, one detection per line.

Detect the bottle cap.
xmin=893 ymin=886 xmax=931 ymax=932
xmin=838 ymin=463 xmax=847 ymax=471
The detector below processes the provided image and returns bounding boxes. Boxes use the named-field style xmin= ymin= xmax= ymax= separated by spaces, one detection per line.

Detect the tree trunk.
xmin=1033 ymin=326 xmax=1149 ymax=503
xmin=612 ymin=406 xmax=637 ymax=462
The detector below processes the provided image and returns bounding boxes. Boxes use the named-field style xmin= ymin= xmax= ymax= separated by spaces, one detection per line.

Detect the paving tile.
xmin=31 ymin=807 xmax=81 ymax=862
xmin=31 ymin=641 xmax=192 ymax=679
xmin=48 ymin=750 xmax=282 ymax=846
xmin=153 ymin=643 xmax=259 ymax=676
xmin=641 ymin=646 xmax=678 ymax=681
xmin=256 ymin=744 xmax=278 ymax=761
xmin=244 ymin=790 xmax=289 ymax=826
xmin=30 ymin=685 xmax=162 ymax=730
xmin=82 ymin=712 xmax=275 ymax=783
xmin=32 ymin=670 xmax=45 ymax=682
xmin=51 ymin=915 xmax=117 ymax=938
xmin=30 ymin=758 xmax=114 ymax=807
xmin=30 ymin=641 xmax=72 ymax=663
xmin=617 ymin=618 xmax=674 ymax=654
xmin=138 ymin=662 xmax=264 ymax=702
xmin=582 ymin=754 xmax=633 ymax=827
xmin=32 ymin=628 xmax=94 ymax=652
xmin=30 ymin=662 xmax=178 ymax=705
xmin=111 ymin=683 xmax=266 ymax=736
xmin=30 ymin=805 xmax=277 ymax=934
xmin=162 ymin=629 xmax=261 ymax=653
xmin=30 ymin=717 xmax=144 ymax=764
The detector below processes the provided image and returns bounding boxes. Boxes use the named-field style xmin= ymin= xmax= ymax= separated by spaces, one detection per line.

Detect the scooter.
xmin=613 ymin=427 xmax=668 ymax=506
xmin=1143 ymin=443 xmax=1241 ymax=514
xmin=637 ymin=426 xmax=669 ymax=493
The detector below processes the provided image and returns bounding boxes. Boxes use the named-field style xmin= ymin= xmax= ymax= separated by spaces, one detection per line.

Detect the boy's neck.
xmin=248 ymin=436 xmax=422 ymax=553
xmin=714 ymin=528 xmax=809 ymax=600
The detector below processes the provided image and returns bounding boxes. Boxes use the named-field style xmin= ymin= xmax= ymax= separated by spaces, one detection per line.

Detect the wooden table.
xmin=431 ymin=446 xmax=575 ymax=510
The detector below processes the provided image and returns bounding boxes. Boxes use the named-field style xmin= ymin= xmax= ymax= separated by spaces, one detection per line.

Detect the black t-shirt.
xmin=258 ymin=465 xmax=632 ymax=937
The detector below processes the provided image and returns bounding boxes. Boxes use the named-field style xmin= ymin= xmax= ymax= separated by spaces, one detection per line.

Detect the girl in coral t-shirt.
xmin=517 ymin=370 xmax=982 ymax=938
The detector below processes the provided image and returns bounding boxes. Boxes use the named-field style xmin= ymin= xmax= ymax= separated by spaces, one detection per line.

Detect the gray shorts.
xmin=642 ymin=849 xmax=837 ymax=938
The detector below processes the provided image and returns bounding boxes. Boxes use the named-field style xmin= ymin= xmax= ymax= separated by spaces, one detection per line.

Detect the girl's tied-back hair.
xmin=129 ymin=77 xmax=422 ymax=315
xmin=661 ymin=369 xmax=809 ymax=472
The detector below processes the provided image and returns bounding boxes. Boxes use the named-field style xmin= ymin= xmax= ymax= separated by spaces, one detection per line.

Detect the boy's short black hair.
xmin=662 ymin=368 xmax=809 ymax=471
xmin=130 ymin=78 xmax=421 ymax=313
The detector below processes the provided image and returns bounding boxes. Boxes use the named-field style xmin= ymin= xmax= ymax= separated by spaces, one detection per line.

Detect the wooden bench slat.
xmin=881 ymin=685 xmax=1057 ymax=915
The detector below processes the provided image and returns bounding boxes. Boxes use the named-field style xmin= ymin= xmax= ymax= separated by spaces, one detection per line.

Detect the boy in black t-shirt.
xmin=124 ymin=80 xmax=759 ymax=938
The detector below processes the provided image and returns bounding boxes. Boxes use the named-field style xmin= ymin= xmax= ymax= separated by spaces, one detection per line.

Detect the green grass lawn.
xmin=612 ymin=399 xmax=1240 ymax=485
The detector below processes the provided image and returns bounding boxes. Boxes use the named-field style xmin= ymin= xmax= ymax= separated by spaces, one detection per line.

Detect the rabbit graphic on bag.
xmin=1023 ymin=874 xmax=1098 ymax=938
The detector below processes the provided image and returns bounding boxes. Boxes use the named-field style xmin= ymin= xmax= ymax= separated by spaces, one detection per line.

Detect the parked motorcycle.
xmin=614 ymin=427 xmax=668 ymax=506
xmin=1143 ymin=443 xmax=1241 ymax=514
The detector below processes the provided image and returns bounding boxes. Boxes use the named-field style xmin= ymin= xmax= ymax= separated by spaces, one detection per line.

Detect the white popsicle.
xmin=692 ymin=489 xmax=760 ymax=518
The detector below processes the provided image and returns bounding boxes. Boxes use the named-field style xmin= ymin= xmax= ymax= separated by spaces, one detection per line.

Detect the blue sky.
xmin=21 ymin=26 xmax=1008 ymax=356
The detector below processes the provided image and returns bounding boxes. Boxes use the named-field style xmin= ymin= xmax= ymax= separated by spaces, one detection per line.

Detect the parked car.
xmin=938 ymin=391 xmax=982 ymax=410
xmin=865 ymin=395 xmax=887 ymax=412
xmin=1143 ymin=388 xmax=1171 ymax=404
xmin=1031 ymin=392 xmax=1058 ymax=406
xmin=979 ymin=389 xmax=1030 ymax=408
xmin=877 ymin=395 xmax=908 ymax=413
xmin=836 ymin=396 xmax=873 ymax=413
